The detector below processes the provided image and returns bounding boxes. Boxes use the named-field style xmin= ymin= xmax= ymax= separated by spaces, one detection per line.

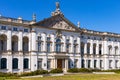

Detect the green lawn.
xmin=2 ymin=74 xmax=120 ymax=80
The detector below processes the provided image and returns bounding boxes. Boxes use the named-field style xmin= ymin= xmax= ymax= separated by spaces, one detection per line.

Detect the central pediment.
xmin=33 ymin=14 xmax=80 ymax=32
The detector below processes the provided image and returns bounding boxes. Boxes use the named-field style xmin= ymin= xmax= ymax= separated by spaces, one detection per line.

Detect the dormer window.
xmin=94 ymin=37 xmax=96 ymax=40
xmin=66 ymin=39 xmax=69 ymax=43
xmin=81 ymin=36 xmax=84 ymax=38
xmin=47 ymin=37 xmax=50 ymax=41
xmin=109 ymin=39 xmax=111 ymax=41
xmin=1 ymin=26 xmax=6 ymax=30
xmin=13 ymin=27 xmax=18 ymax=31
xmin=88 ymin=37 xmax=90 ymax=39
xmin=24 ymin=29 xmax=28 ymax=32
xmin=74 ymin=40 xmax=77 ymax=43
xmin=38 ymin=36 xmax=41 ymax=40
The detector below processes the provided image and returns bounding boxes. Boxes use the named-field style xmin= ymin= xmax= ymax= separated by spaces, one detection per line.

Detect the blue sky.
xmin=0 ymin=0 xmax=120 ymax=33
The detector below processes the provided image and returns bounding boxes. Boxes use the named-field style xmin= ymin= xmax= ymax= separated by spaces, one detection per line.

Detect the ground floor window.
xmin=100 ymin=60 xmax=102 ymax=68
xmin=47 ymin=60 xmax=51 ymax=69
xmin=109 ymin=60 xmax=112 ymax=69
xmin=88 ymin=60 xmax=91 ymax=68
xmin=12 ymin=58 xmax=18 ymax=69
xmin=115 ymin=60 xmax=118 ymax=68
xmin=38 ymin=60 xmax=42 ymax=69
xmin=81 ymin=59 xmax=84 ymax=68
xmin=24 ymin=58 xmax=29 ymax=69
xmin=74 ymin=59 xmax=78 ymax=68
xmin=1 ymin=58 xmax=7 ymax=69
xmin=94 ymin=60 xmax=97 ymax=68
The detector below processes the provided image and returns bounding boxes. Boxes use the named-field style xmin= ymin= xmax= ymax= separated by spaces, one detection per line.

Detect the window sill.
xmin=13 ymin=69 xmax=20 ymax=70
xmin=0 ymin=69 xmax=8 ymax=70
xmin=24 ymin=69 xmax=30 ymax=70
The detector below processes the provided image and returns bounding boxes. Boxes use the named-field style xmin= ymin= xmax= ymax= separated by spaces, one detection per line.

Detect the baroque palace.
xmin=0 ymin=2 xmax=120 ymax=73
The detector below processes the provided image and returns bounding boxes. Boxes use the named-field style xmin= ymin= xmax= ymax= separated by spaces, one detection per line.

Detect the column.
xmin=65 ymin=59 xmax=68 ymax=72
xmin=96 ymin=59 xmax=100 ymax=69
xmin=112 ymin=60 xmax=115 ymax=69
xmin=51 ymin=34 xmax=55 ymax=52
xmin=77 ymin=37 xmax=80 ymax=53
xmin=31 ymin=28 xmax=37 ymax=52
xmin=7 ymin=29 xmax=12 ymax=52
xmin=103 ymin=37 xmax=108 ymax=55
xmin=84 ymin=43 xmax=87 ymax=54
xmin=104 ymin=55 xmax=109 ymax=70
xmin=30 ymin=28 xmax=37 ymax=71
xmin=84 ymin=59 xmax=88 ymax=68
xmin=90 ymin=59 xmax=94 ymax=69
xmin=7 ymin=56 xmax=12 ymax=72
xmin=70 ymin=36 xmax=73 ymax=53
xmin=96 ymin=43 xmax=99 ymax=55
xmin=78 ymin=58 xmax=81 ymax=68
xmin=19 ymin=56 xmax=23 ymax=72
xmin=41 ymin=33 xmax=46 ymax=52
xmin=18 ymin=30 xmax=23 ymax=52
xmin=62 ymin=35 xmax=66 ymax=52
xmin=90 ymin=40 xmax=93 ymax=55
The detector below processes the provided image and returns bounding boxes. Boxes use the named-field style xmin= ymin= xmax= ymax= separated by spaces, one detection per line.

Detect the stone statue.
xmin=56 ymin=2 xmax=60 ymax=10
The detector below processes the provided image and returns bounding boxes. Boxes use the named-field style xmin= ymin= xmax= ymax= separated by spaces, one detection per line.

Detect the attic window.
xmin=1 ymin=26 xmax=6 ymax=30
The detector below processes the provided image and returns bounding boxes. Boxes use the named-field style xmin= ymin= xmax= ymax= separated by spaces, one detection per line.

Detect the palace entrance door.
xmin=57 ymin=59 xmax=62 ymax=68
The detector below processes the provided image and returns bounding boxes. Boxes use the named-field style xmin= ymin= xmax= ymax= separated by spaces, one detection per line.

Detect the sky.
xmin=0 ymin=0 xmax=120 ymax=33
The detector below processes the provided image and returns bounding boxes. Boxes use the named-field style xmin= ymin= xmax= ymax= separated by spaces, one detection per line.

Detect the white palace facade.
xmin=0 ymin=2 xmax=120 ymax=73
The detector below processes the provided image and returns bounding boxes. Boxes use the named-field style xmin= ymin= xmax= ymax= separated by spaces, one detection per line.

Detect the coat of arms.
xmin=56 ymin=29 xmax=62 ymax=38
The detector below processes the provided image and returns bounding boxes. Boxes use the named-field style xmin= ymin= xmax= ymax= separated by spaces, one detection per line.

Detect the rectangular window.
xmin=88 ymin=60 xmax=91 ymax=68
xmin=47 ymin=37 xmax=50 ymax=41
xmin=115 ymin=60 xmax=118 ymax=68
xmin=12 ymin=58 xmax=18 ymax=69
xmin=109 ymin=60 xmax=112 ymax=69
xmin=74 ymin=59 xmax=78 ymax=68
xmin=38 ymin=36 xmax=41 ymax=40
xmin=13 ymin=27 xmax=18 ymax=31
xmin=94 ymin=60 xmax=97 ymax=68
xmin=38 ymin=42 xmax=41 ymax=52
xmin=47 ymin=60 xmax=51 ymax=69
xmin=1 ymin=26 xmax=6 ymax=30
xmin=38 ymin=60 xmax=42 ymax=69
xmin=24 ymin=29 xmax=28 ymax=32
xmin=100 ymin=60 xmax=102 ymax=68
xmin=24 ymin=58 xmax=29 ymax=69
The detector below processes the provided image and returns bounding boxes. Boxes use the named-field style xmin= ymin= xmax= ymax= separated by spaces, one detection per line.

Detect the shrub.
xmin=67 ymin=68 xmax=79 ymax=73
xmin=78 ymin=68 xmax=92 ymax=73
xmin=20 ymin=70 xmax=48 ymax=76
xmin=50 ymin=68 xmax=63 ymax=73
xmin=101 ymin=69 xmax=120 ymax=73
xmin=89 ymin=68 xmax=101 ymax=72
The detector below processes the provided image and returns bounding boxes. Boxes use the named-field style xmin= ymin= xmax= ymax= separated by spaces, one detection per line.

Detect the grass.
xmin=1 ymin=74 xmax=120 ymax=80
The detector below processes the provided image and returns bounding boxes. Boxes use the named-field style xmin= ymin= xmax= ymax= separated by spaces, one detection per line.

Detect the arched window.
xmin=47 ymin=37 xmax=51 ymax=52
xmin=47 ymin=43 xmax=50 ymax=52
xmin=24 ymin=58 xmax=29 ymax=69
xmin=87 ymin=43 xmax=90 ymax=54
xmin=0 ymin=35 xmax=7 ymax=51
xmin=99 ymin=44 xmax=102 ymax=55
xmin=108 ymin=46 xmax=112 ymax=54
xmin=23 ymin=37 xmax=29 ymax=52
xmin=93 ymin=44 xmax=96 ymax=55
xmin=81 ymin=59 xmax=84 ymax=68
xmin=1 ymin=58 xmax=7 ymax=69
xmin=115 ymin=46 xmax=118 ymax=55
xmin=12 ymin=58 xmax=18 ymax=69
xmin=81 ymin=42 xmax=84 ymax=55
xmin=56 ymin=38 xmax=61 ymax=52
xmin=12 ymin=36 xmax=18 ymax=51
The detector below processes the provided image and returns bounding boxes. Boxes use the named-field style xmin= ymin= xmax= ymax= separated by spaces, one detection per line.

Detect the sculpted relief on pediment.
xmin=52 ymin=21 xmax=76 ymax=31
